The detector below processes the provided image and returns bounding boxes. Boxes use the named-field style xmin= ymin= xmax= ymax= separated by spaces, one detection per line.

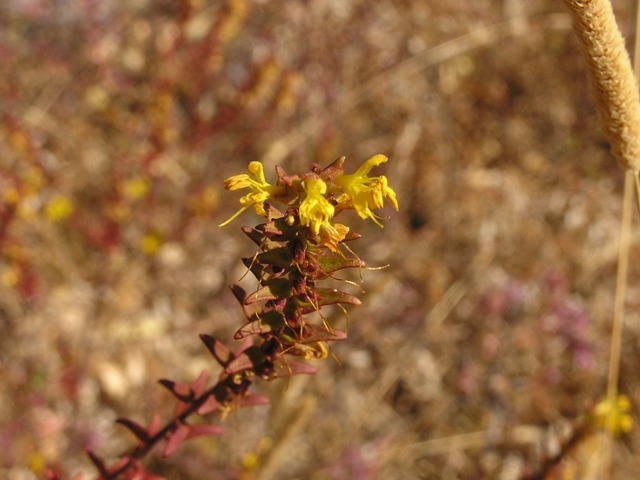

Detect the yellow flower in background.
xmin=591 ymin=395 xmax=633 ymax=435
xmin=219 ymin=161 xmax=284 ymax=227
xmin=44 ymin=195 xmax=74 ymax=222
xmin=335 ymin=154 xmax=398 ymax=227
xmin=28 ymin=451 xmax=46 ymax=475
xmin=122 ymin=177 xmax=151 ymax=200
xmin=140 ymin=233 xmax=162 ymax=256
xmin=299 ymin=178 xmax=334 ymax=236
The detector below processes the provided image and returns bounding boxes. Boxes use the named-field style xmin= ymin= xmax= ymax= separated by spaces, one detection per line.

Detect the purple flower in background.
xmin=543 ymin=297 xmax=594 ymax=369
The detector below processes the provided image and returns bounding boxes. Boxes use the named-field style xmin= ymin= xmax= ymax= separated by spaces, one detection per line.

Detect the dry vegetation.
xmin=2 ymin=0 xmax=640 ymax=478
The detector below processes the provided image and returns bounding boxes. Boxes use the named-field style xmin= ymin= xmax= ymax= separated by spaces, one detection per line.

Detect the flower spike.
xmin=81 ymin=156 xmax=397 ymax=480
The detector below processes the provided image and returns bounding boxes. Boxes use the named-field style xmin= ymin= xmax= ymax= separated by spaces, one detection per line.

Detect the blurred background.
xmin=2 ymin=0 xmax=640 ymax=478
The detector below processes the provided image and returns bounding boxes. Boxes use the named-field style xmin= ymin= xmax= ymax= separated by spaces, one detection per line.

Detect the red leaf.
xmin=186 ymin=423 xmax=224 ymax=439
xmin=224 ymin=352 xmax=254 ymax=374
xmin=116 ymin=418 xmax=150 ymax=442
xmin=190 ymin=371 xmax=209 ymax=397
xmin=234 ymin=311 xmax=285 ymax=339
xmin=306 ymin=288 xmax=362 ymax=308
xmin=224 ymin=346 xmax=265 ymax=375
xmin=301 ymin=325 xmax=347 ymax=343
xmin=106 ymin=456 xmax=133 ymax=476
xmin=162 ymin=423 xmax=190 ymax=458
xmin=274 ymin=361 xmax=317 ymax=377
xmin=316 ymin=251 xmax=365 ymax=275
xmin=196 ymin=396 xmax=220 ymax=415
xmin=229 ymin=284 xmax=248 ymax=305
xmin=147 ymin=414 xmax=161 ymax=436
xmin=244 ymin=278 xmax=291 ymax=305
xmin=234 ymin=318 xmax=273 ymax=339
xmin=200 ymin=335 xmax=233 ymax=367
xmin=85 ymin=449 xmax=110 ymax=477
xmin=236 ymin=336 xmax=254 ymax=354
xmin=158 ymin=379 xmax=192 ymax=402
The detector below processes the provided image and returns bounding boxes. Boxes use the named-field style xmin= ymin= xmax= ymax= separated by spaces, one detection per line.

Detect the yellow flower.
xmin=335 ymin=154 xmax=398 ymax=227
xmin=219 ymin=161 xmax=283 ymax=227
xmin=140 ymin=233 xmax=162 ymax=256
xmin=591 ymin=395 xmax=633 ymax=435
xmin=299 ymin=178 xmax=334 ymax=236
xmin=44 ymin=195 xmax=74 ymax=222
xmin=121 ymin=177 xmax=151 ymax=200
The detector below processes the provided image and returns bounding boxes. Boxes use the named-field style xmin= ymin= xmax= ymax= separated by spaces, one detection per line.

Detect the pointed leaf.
xmin=200 ymin=335 xmax=233 ymax=367
xmin=116 ymin=418 xmax=150 ymax=443
xmin=234 ymin=311 xmax=285 ymax=339
xmin=158 ymin=379 xmax=192 ymax=402
xmin=256 ymin=247 xmax=293 ymax=268
xmin=244 ymin=278 xmax=291 ymax=305
xmin=85 ymin=449 xmax=110 ymax=478
xmin=261 ymin=219 xmax=285 ymax=236
xmin=241 ymin=225 xmax=282 ymax=250
xmin=274 ymin=361 xmax=317 ymax=377
xmin=196 ymin=396 xmax=221 ymax=415
xmin=306 ymin=288 xmax=362 ymax=308
xmin=301 ymin=325 xmax=347 ymax=343
xmin=106 ymin=457 xmax=135 ymax=477
xmin=241 ymin=257 xmax=265 ymax=281
xmin=162 ymin=423 xmax=190 ymax=458
xmin=241 ymin=225 xmax=271 ymax=247
xmin=225 ymin=345 xmax=265 ymax=374
xmin=318 ymin=155 xmax=346 ymax=179
xmin=148 ymin=413 xmax=162 ymax=436
xmin=236 ymin=335 xmax=254 ymax=354
xmin=229 ymin=284 xmax=248 ymax=305
xmin=317 ymin=252 xmax=365 ymax=274
xmin=239 ymin=393 xmax=270 ymax=407
xmin=224 ymin=353 xmax=255 ymax=374
xmin=191 ymin=371 xmax=209 ymax=397
xmin=186 ymin=423 xmax=225 ymax=439
xmin=234 ymin=319 xmax=273 ymax=338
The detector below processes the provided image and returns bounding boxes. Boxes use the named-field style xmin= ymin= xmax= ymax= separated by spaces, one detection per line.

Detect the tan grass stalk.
xmin=563 ymin=2 xmax=640 ymax=478
xmin=563 ymin=0 xmax=640 ymax=172
xmin=597 ymin=171 xmax=633 ymax=479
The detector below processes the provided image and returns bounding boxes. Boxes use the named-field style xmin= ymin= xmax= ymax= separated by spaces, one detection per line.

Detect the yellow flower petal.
xmin=591 ymin=395 xmax=633 ymax=435
xmin=299 ymin=178 xmax=334 ymax=236
xmin=44 ymin=195 xmax=74 ymax=222
xmin=335 ymin=155 xmax=398 ymax=227
xmin=219 ymin=161 xmax=283 ymax=227
xmin=140 ymin=233 xmax=162 ymax=256
xmin=122 ymin=177 xmax=151 ymax=200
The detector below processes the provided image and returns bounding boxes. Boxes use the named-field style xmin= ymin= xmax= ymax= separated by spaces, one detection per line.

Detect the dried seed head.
xmin=564 ymin=0 xmax=640 ymax=171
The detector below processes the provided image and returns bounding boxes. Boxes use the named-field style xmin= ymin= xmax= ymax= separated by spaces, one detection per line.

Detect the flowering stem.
xmin=60 ymin=156 xmax=398 ymax=480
